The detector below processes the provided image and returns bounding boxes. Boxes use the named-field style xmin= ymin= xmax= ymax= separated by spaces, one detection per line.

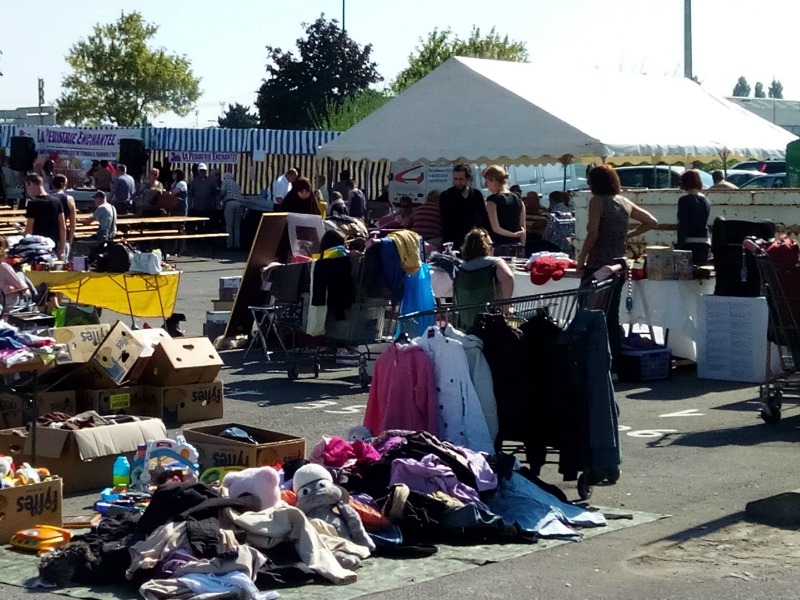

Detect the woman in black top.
xmin=483 ymin=165 xmax=526 ymax=252
xmin=675 ymin=169 xmax=711 ymax=265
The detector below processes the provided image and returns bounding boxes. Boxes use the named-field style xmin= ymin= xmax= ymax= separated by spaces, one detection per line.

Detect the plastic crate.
xmin=618 ymin=347 xmax=672 ymax=382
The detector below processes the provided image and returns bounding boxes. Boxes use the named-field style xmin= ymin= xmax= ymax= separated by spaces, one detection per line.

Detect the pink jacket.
xmin=364 ymin=344 xmax=438 ymax=437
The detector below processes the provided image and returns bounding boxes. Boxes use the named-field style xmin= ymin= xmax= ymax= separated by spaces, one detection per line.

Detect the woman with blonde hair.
xmin=483 ymin=165 xmax=526 ymax=254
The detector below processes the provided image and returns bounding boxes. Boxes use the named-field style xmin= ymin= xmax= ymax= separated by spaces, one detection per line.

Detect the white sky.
xmin=1 ymin=0 xmax=798 ymax=127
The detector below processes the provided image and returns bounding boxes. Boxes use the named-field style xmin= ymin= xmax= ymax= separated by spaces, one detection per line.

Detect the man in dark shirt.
xmin=24 ymin=173 xmax=66 ymax=258
xmin=439 ymin=163 xmax=490 ymax=249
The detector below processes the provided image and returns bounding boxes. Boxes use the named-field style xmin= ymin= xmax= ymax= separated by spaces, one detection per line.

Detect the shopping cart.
xmin=397 ymin=272 xmax=621 ymax=500
xmin=743 ymin=238 xmax=800 ymax=423
xmin=247 ymin=259 xmax=399 ymax=387
xmin=397 ymin=273 xmax=618 ymax=336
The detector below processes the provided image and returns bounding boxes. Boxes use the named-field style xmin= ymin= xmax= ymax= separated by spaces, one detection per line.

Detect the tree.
xmin=311 ymin=89 xmax=391 ymax=131
xmin=391 ymin=26 xmax=528 ymax=94
xmin=769 ymin=79 xmax=784 ymax=99
xmin=754 ymin=82 xmax=766 ymax=98
xmin=256 ymin=16 xmax=382 ymax=130
xmin=732 ymin=76 xmax=751 ymax=97
xmin=56 ymin=12 xmax=201 ymax=126
xmin=218 ymin=103 xmax=259 ymax=128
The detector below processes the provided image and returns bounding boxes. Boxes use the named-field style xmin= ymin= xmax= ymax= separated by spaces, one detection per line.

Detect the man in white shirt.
xmin=272 ymin=168 xmax=298 ymax=206
xmin=88 ymin=191 xmax=117 ymax=241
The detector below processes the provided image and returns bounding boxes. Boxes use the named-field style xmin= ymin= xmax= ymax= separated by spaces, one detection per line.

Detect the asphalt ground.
xmin=3 ymin=245 xmax=800 ymax=599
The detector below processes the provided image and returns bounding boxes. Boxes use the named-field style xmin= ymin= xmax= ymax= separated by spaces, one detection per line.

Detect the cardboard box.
xmin=212 ymin=300 xmax=235 ymax=312
xmin=144 ymin=380 xmax=224 ymax=424
xmin=218 ymin=288 xmax=237 ymax=301
xmin=183 ymin=422 xmax=304 ymax=471
xmin=77 ymin=322 xmax=146 ymax=388
xmin=76 ymin=386 xmax=157 ymax=417
xmin=0 ymin=417 xmax=167 ymax=493
xmin=0 ymin=392 xmax=25 ymax=428
xmin=143 ymin=337 xmax=223 ymax=386
xmin=645 ymin=246 xmax=675 ymax=281
xmin=219 ymin=276 xmax=241 ymax=290
xmin=0 ymin=478 xmax=63 ymax=543
xmin=38 ymin=390 xmax=78 ymax=416
xmin=0 ymin=390 xmax=78 ymax=428
xmin=128 ymin=328 xmax=172 ymax=384
xmin=49 ymin=324 xmax=111 ymax=365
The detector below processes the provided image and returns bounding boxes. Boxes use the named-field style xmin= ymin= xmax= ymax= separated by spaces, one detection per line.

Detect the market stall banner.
xmin=14 ymin=125 xmax=142 ymax=160
xmin=168 ymin=151 xmax=239 ymax=164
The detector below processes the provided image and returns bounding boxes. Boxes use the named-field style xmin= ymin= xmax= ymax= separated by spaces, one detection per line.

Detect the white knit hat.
xmin=292 ymin=463 xmax=332 ymax=493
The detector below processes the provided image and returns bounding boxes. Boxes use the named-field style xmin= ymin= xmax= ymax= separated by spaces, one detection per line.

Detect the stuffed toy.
xmin=222 ymin=466 xmax=281 ymax=511
xmin=292 ymin=463 xmax=375 ymax=568
xmin=0 ymin=456 xmax=15 ymax=488
xmin=15 ymin=463 xmax=49 ymax=486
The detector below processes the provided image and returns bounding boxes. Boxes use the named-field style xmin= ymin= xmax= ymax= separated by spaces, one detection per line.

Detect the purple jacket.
xmin=389 ymin=453 xmax=486 ymax=509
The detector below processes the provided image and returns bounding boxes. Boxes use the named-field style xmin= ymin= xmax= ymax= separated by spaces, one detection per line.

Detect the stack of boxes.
xmin=0 ymin=321 xmax=225 ymax=428
xmin=645 ymin=246 xmax=695 ymax=280
xmin=204 ymin=276 xmax=241 ymax=341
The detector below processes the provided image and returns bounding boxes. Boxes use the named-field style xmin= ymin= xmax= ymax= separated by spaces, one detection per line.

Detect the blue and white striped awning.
xmin=147 ymin=127 xmax=253 ymax=152
xmin=3 ymin=124 xmax=342 ymax=157
xmin=251 ymin=129 xmax=341 ymax=157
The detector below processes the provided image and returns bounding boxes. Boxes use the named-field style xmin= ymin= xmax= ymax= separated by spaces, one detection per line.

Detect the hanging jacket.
xmin=413 ymin=327 xmax=494 ymax=454
xmin=364 ymin=343 xmax=438 ymax=436
xmin=311 ymin=255 xmax=356 ymax=320
xmin=442 ymin=323 xmax=499 ymax=443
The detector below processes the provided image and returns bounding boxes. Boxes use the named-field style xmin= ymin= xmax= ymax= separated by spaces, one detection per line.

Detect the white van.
xmin=472 ymin=163 xmax=588 ymax=198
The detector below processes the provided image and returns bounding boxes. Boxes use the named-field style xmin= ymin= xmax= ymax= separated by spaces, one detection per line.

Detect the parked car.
xmin=613 ymin=165 xmax=714 ymax=189
xmin=739 ymin=173 xmax=786 ymax=189
xmin=731 ymin=160 xmax=786 ymax=174
xmin=722 ymin=169 xmax=762 ymax=188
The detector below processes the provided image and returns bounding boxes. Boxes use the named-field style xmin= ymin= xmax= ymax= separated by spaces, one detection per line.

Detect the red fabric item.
xmin=530 ymin=256 xmax=576 ymax=285
xmin=309 ymin=435 xmax=381 ymax=468
xmin=766 ymin=235 xmax=799 ymax=266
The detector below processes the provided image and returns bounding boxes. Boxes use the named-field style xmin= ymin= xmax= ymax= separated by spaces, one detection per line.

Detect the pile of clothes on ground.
xmin=37 ymin=430 xmax=606 ymax=598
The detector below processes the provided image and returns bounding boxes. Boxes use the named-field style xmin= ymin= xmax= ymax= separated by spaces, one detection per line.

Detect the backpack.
xmin=89 ymin=242 xmax=133 ymax=273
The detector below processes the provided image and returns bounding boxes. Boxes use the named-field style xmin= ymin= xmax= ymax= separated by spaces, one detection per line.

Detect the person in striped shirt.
xmin=411 ymin=189 xmax=442 ymax=247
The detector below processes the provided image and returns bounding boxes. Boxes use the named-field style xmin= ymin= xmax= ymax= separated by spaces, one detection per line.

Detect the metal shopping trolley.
xmin=246 ymin=258 xmax=399 ymax=387
xmin=397 ymin=271 xmax=621 ymax=500
xmin=743 ymin=238 xmax=800 ymax=423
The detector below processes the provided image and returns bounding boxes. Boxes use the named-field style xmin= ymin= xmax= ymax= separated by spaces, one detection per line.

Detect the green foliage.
xmin=754 ymin=82 xmax=766 ymax=98
xmin=311 ymin=89 xmax=391 ymax=131
xmin=56 ymin=12 xmax=201 ymax=126
xmin=218 ymin=103 xmax=259 ymax=129
xmin=256 ymin=16 xmax=382 ymax=130
xmin=769 ymin=79 xmax=784 ymax=99
xmin=732 ymin=76 xmax=751 ymax=97
xmin=391 ymin=26 xmax=528 ymax=94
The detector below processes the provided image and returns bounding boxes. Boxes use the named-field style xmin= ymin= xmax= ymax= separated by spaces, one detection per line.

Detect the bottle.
xmin=113 ymin=455 xmax=130 ymax=488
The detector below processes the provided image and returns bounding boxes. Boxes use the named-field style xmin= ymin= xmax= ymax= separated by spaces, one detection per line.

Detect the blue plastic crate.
xmin=619 ymin=347 xmax=672 ymax=382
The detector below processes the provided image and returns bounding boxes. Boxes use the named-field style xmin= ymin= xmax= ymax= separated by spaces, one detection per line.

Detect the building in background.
xmin=0 ymin=106 xmax=57 ymax=126
xmin=727 ymin=97 xmax=800 ymax=136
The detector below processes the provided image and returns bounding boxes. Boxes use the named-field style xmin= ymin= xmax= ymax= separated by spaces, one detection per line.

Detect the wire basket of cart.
xmin=743 ymin=237 xmax=800 ymax=423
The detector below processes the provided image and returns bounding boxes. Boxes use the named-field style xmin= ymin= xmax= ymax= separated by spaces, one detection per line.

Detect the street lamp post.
xmin=342 ymin=0 xmax=345 ymax=31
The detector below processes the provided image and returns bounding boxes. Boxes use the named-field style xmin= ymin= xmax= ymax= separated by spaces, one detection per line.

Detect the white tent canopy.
xmin=316 ymin=57 xmax=797 ymax=165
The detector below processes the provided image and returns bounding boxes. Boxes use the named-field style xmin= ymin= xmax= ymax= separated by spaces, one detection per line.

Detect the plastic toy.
xmin=199 ymin=466 xmax=244 ymax=485
xmin=129 ymin=436 xmax=199 ymax=488
xmin=10 ymin=526 xmax=72 ymax=554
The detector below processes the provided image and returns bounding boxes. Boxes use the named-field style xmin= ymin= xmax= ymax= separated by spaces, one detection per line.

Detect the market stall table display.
xmin=27 ymin=270 xmax=180 ymax=321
